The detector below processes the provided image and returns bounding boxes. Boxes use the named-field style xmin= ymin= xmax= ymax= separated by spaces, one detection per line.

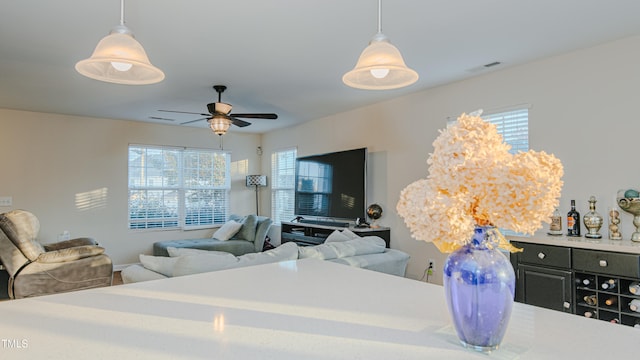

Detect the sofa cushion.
xmin=235 ymin=242 xmax=298 ymax=267
xmin=139 ymin=254 xmax=181 ymax=277
xmin=173 ymin=251 xmax=238 ymax=276
xmin=298 ymin=237 xmax=386 ymax=260
xmin=166 ymin=247 xmax=213 ymax=257
xmin=212 ymin=220 xmax=243 ymax=241
xmin=325 ymin=230 xmax=350 ymax=243
xmin=341 ymin=229 xmax=360 ymax=240
xmin=38 ymin=245 xmax=105 ymax=263
xmin=329 ymin=249 xmax=410 ymax=277
xmin=172 ymin=242 xmax=299 ymax=277
xmin=121 ymin=264 xmax=167 ymax=284
xmin=232 ymin=214 xmax=258 ymax=242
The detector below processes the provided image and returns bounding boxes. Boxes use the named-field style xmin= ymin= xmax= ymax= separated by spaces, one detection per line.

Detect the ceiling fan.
xmin=157 ymin=85 xmax=278 ymax=135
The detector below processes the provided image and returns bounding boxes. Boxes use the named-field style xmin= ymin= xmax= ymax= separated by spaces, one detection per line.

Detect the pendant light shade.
xmin=343 ymin=0 xmax=418 ymax=90
xmin=342 ymin=33 xmax=418 ymax=90
xmin=75 ymin=1 xmax=164 ymax=85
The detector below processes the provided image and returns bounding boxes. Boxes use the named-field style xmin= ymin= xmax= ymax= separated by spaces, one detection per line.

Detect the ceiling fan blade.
xmin=149 ymin=116 xmax=175 ymax=121
xmin=159 ymin=109 xmax=210 ymax=117
xmin=231 ymin=113 xmax=278 ymax=119
xmin=230 ymin=117 xmax=251 ymax=127
xmin=180 ymin=117 xmax=209 ymax=125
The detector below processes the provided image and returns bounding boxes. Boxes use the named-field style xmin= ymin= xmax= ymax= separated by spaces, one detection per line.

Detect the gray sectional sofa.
xmin=152 ymin=214 xmax=273 ymax=257
xmin=121 ymin=235 xmax=410 ymax=283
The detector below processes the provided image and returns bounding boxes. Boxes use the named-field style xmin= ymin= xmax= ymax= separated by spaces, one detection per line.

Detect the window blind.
xmin=483 ymin=108 xmax=529 ymax=154
xmin=271 ymin=147 xmax=297 ymax=224
xmin=128 ymin=145 xmax=230 ymax=230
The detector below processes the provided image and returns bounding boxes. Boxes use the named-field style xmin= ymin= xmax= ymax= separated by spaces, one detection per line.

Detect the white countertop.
xmin=509 ymin=233 xmax=640 ymax=254
xmin=0 ymin=258 xmax=638 ymax=359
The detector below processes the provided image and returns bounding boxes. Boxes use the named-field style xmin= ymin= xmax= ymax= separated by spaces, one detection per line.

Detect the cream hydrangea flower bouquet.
xmin=396 ymin=112 xmax=564 ymax=253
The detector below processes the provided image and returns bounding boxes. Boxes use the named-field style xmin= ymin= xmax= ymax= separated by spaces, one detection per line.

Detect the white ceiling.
xmin=2 ymin=0 xmax=640 ymax=134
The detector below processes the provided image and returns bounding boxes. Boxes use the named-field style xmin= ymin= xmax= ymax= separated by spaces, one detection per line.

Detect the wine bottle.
xmin=605 ymin=297 xmax=617 ymax=306
xmin=601 ymin=278 xmax=617 ymax=290
xmin=549 ymin=208 xmax=563 ymax=235
xmin=578 ymin=276 xmax=594 ymax=287
xmin=629 ymin=282 xmax=640 ymax=294
xmin=584 ymin=310 xmax=596 ymax=318
xmin=583 ymin=294 xmax=597 ymax=306
xmin=629 ymin=299 xmax=640 ymax=312
xmin=567 ymin=200 xmax=581 ymax=237
xmin=610 ymin=318 xmax=620 ymax=324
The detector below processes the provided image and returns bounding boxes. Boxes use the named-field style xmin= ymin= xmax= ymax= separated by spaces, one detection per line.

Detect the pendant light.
xmin=342 ymin=0 xmax=418 ymax=90
xmin=75 ymin=0 xmax=164 ymax=85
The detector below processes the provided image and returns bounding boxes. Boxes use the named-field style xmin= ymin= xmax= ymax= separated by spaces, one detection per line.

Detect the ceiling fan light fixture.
xmin=75 ymin=0 xmax=164 ymax=85
xmin=209 ymin=115 xmax=232 ymax=136
xmin=342 ymin=0 xmax=418 ymax=90
xmin=207 ymin=102 xmax=233 ymax=115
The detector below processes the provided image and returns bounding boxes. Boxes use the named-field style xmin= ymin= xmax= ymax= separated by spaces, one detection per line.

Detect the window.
xmin=295 ymin=160 xmax=332 ymax=217
xmin=448 ymin=108 xmax=529 ymax=236
xmin=271 ymin=147 xmax=297 ymax=224
xmin=482 ymin=108 xmax=529 ymax=154
xmin=448 ymin=108 xmax=529 ymax=153
xmin=128 ymin=145 xmax=230 ymax=230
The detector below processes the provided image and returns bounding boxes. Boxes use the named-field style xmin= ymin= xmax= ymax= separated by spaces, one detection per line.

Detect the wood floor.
xmin=112 ymin=271 xmax=123 ymax=286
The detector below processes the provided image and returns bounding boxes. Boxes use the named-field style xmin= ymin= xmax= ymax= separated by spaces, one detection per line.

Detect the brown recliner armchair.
xmin=0 ymin=210 xmax=113 ymax=299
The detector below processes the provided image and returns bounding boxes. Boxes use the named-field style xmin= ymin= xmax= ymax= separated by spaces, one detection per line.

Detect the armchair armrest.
xmin=43 ymin=237 xmax=98 ymax=251
xmin=37 ymin=245 xmax=105 ymax=263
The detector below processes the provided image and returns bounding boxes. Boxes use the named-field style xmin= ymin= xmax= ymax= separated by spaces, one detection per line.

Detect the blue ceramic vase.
xmin=443 ymin=225 xmax=515 ymax=352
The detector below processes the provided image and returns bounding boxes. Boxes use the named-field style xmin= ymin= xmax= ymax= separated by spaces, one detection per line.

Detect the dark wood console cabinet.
xmin=281 ymin=221 xmax=391 ymax=248
xmin=511 ymin=242 xmax=573 ymax=313
xmin=511 ymin=240 xmax=640 ymax=327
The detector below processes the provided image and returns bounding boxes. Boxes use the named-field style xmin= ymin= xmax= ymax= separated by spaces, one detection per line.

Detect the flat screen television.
xmin=294 ymin=147 xmax=367 ymax=222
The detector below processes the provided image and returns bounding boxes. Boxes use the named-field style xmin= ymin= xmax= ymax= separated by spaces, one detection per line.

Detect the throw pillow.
xmin=139 ymin=254 xmax=180 ymax=277
xmin=325 ymin=230 xmax=350 ymax=243
xmin=212 ymin=220 xmax=243 ymax=241
xmin=341 ymin=228 xmax=360 ymax=239
xmin=233 ymin=215 xmax=258 ymax=242
xmin=172 ymin=242 xmax=300 ymax=277
xmin=298 ymin=237 xmax=386 ymax=260
xmin=235 ymin=241 xmax=299 ymax=267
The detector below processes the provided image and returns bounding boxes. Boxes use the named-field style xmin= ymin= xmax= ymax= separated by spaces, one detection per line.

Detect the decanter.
xmin=583 ymin=196 xmax=603 ymax=239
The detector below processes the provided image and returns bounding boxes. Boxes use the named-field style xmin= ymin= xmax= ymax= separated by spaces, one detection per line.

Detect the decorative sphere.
xmin=367 ymin=204 xmax=383 ymax=220
xmin=625 ymin=189 xmax=640 ymax=198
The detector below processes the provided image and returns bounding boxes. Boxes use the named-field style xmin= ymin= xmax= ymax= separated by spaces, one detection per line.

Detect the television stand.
xmin=281 ymin=221 xmax=391 ymax=248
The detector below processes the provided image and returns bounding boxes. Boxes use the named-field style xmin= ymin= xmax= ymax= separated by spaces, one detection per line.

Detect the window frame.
xmin=270 ymin=147 xmax=297 ymax=224
xmin=127 ymin=144 xmax=231 ymax=231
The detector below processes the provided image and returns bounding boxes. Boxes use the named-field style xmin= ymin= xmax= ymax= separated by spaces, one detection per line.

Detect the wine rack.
xmin=575 ymin=272 xmax=640 ymax=327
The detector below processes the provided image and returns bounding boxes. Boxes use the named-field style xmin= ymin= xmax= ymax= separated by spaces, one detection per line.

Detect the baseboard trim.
xmin=113 ymin=263 xmax=140 ymax=272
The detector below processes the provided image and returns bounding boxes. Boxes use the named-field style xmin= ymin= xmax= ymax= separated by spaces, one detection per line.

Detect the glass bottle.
xmin=583 ymin=196 xmax=603 ymax=239
xmin=549 ymin=208 xmax=563 ymax=236
xmin=567 ymin=200 xmax=581 ymax=237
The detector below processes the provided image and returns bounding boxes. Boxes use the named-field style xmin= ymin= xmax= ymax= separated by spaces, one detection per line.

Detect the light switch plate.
xmin=0 ymin=196 xmax=13 ymax=206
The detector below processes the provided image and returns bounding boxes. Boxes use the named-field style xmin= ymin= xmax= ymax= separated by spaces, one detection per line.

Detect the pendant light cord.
xmin=377 ymin=0 xmax=382 ymax=34
xmin=120 ymin=0 xmax=125 ymax=26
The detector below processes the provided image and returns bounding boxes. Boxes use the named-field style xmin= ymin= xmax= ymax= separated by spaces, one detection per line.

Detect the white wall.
xmin=2 ymin=35 xmax=640 ymax=278
xmin=262 ymin=35 xmax=640 ymax=283
xmin=0 ymin=110 xmax=263 ymax=266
